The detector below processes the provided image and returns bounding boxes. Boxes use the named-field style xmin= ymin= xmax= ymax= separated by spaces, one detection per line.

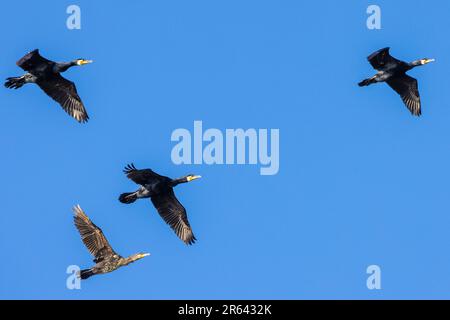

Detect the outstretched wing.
xmin=123 ymin=163 xmax=165 ymax=186
xmin=151 ymin=189 xmax=196 ymax=245
xmin=73 ymin=205 xmax=117 ymax=263
xmin=16 ymin=49 xmax=52 ymax=71
xmin=368 ymin=47 xmax=403 ymax=71
xmin=387 ymin=75 xmax=421 ymax=116
xmin=36 ymin=74 xmax=89 ymax=123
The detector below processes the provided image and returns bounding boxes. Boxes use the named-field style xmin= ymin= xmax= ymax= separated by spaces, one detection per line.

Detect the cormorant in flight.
xmin=119 ymin=164 xmax=201 ymax=245
xmin=73 ymin=205 xmax=149 ymax=279
xmin=359 ymin=47 xmax=434 ymax=116
xmin=5 ymin=49 xmax=92 ymax=123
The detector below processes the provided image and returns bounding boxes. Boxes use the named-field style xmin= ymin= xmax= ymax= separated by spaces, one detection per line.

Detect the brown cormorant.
xmin=73 ymin=205 xmax=149 ymax=280
xmin=359 ymin=47 xmax=434 ymax=116
xmin=5 ymin=49 xmax=92 ymax=123
xmin=119 ymin=164 xmax=201 ymax=245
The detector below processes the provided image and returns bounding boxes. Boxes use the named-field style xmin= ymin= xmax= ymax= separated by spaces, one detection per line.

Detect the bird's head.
xmin=75 ymin=59 xmax=93 ymax=66
xmin=419 ymin=58 xmax=435 ymax=65
xmin=185 ymin=174 xmax=202 ymax=182
xmin=170 ymin=174 xmax=202 ymax=186
xmin=129 ymin=252 xmax=150 ymax=263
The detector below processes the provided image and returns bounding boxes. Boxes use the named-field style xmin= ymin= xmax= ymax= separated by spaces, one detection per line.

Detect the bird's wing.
xmin=16 ymin=49 xmax=52 ymax=71
xmin=123 ymin=163 xmax=165 ymax=185
xmin=368 ymin=47 xmax=402 ymax=71
xmin=36 ymin=74 xmax=89 ymax=123
xmin=387 ymin=75 xmax=421 ymax=116
xmin=151 ymin=189 xmax=196 ymax=245
xmin=73 ymin=205 xmax=117 ymax=263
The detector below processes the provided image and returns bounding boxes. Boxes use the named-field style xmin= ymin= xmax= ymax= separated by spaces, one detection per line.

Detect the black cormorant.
xmin=359 ymin=47 xmax=434 ymax=116
xmin=73 ymin=205 xmax=149 ymax=279
xmin=5 ymin=49 xmax=92 ymax=123
xmin=119 ymin=164 xmax=201 ymax=245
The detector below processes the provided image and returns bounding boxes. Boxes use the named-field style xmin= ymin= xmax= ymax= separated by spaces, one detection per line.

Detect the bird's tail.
xmin=79 ymin=269 xmax=94 ymax=280
xmin=358 ymin=77 xmax=376 ymax=87
xmin=4 ymin=76 xmax=26 ymax=89
xmin=119 ymin=192 xmax=138 ymax=204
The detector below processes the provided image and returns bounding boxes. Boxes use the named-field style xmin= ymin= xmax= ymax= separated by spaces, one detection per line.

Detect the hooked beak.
xmin=188 ymin=175 xmax=202 ymax=182
xmin=140 ymin=253 xmax=150 ymax=258
xmin=425 ymin=58 xmax=435 ymax=64
xmin=79 ymin=59 xmax=93 ymax=65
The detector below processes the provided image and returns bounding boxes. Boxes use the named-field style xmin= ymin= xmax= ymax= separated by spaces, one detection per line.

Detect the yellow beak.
xmin=188 ymin=175 xmax=202 ymax=182
xmin=79 ymin=59 xmax=93 ymax=65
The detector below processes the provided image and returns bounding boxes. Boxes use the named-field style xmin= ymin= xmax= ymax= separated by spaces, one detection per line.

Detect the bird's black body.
xmin=73 ymin=205 xmax=149 ymax=280
xmin=5 ymin=49 xmax=92 ymax=123
xmin=119 ymin=164 xmax=200 ymax=245
xmin=359 ymin=47 xmax=435 ymax=116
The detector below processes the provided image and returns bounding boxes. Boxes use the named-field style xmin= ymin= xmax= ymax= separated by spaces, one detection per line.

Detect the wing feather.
xmin=387 ymin=75 xmax=421 ymax=116
xmin=16 ymin=49 xmax=52 ymax=71
xmin=368 ymin=47 xmax=403 ymax=71
xmin=73 ymin=205 xmax=116 ymax=263
xmin=37 ymin=74 xmax=89 ymax=123
xmin=123 ymin=163 xmax=165 ymax=185
xmin=151 ymin=190 xmax=196 ymax=245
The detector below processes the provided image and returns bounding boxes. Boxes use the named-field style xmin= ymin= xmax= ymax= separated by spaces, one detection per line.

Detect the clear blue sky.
xmin=1 ymin=0 xmax=450 ymax=299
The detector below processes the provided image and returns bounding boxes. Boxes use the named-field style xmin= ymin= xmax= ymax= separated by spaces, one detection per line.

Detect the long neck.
xmin=54 ymin=61 xmax=76 ymax=73
xmin=407 ymin=60 xmax=422 ymax=69
xmin=120 ymin=255 xmax=139 ymax=266
xmin=170 ymin=177 xmax=187 ymax=187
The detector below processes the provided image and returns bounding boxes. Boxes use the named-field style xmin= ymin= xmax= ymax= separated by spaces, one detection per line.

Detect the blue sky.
xmin=1 ymin=0 xmax=450 ymax=299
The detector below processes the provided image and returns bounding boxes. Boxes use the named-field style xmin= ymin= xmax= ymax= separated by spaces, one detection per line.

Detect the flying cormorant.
xmin=119 ymin=164 xmax=201 ymax=245
xmin=359 ymin=47 xmax=434 ymax=116
xmin=73 ymin=205 xmax=149 ymax=279
xmin=5 ymin=49 xmax=92 ymax=123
